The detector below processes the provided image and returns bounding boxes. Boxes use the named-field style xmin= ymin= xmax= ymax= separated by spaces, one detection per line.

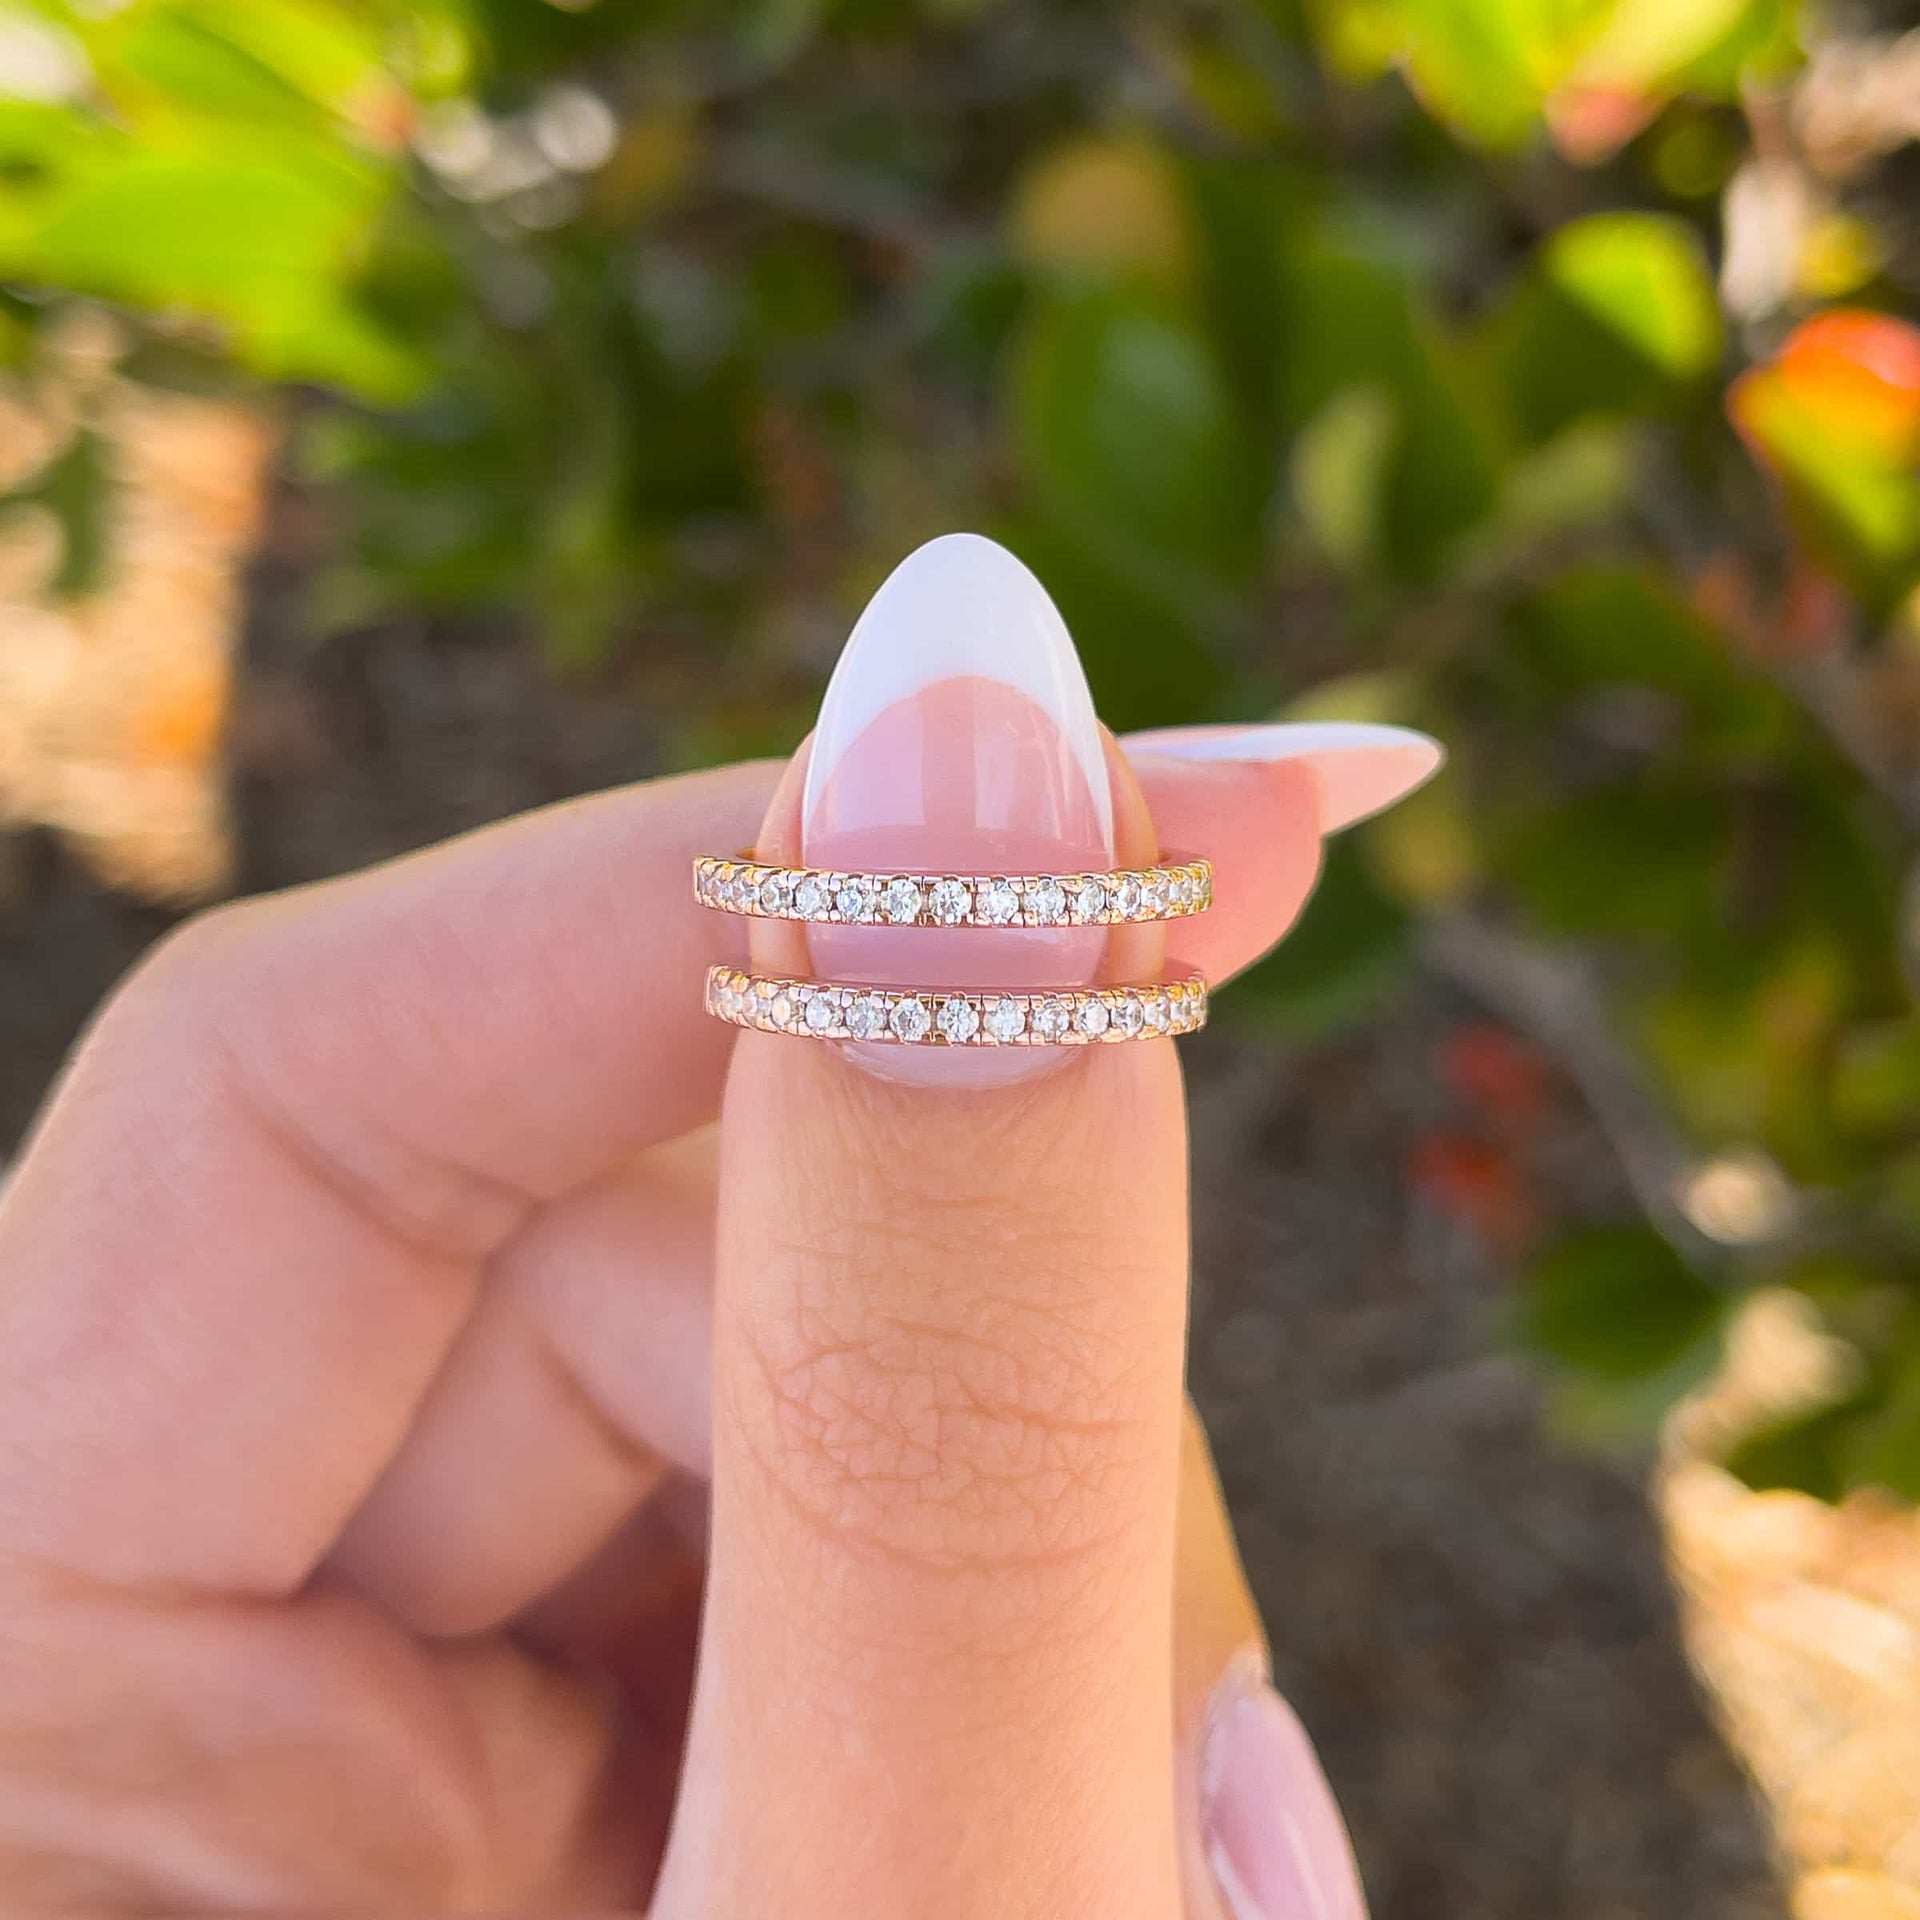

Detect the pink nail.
xmin=803 ymin=532 xmax=1113 ymax=1086
xmin=1200 ymin=1666 xmax=1369 ymax=1920
xmin=1121 ymin=722 xmax=1443 ymax=832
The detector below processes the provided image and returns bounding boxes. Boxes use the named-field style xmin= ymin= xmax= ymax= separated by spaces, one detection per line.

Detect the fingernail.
xmin=1200 ymin=1664 xmax=1369 ymax=1920
xmin=1121 ymin=723 xmax=1443 ymax=832
xmin=803 ymin=532 xmax=1113 ymax=1086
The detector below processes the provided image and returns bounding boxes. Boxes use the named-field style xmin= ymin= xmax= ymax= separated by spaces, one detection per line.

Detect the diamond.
xmin=1026 ymin=878 xmax=1067 ymax=925
xmin=1030 ymin=996 xmax=1071 ymax=1042
xmin=793 ymin=874 xmax=831 ymax=920
xmin=1115 ymin=994 xmax=1145 ymax=1037
xmin=882 ymin=877 xmax=924 ymax=924
xmin=1113 ymin=874 xmax=1144 ymax=918
xmin=1141 ymin=872 xmax=1169 ymax=916
xmin=1074 ymin=998 xmax=1110 ymax=1039
xmin=1172 ymin=870 xmax=1195 ymax=909
xmin=759 ymin=871 xmax=794 ymax=916
xmin=804 ymin=992 xmax=840 ymax=1035
xmin=889 ymin=995 xmax=932 ymax=1043
xmin=769 ymin=991 xmax=796 ymax=1028
xmin=1072 ymin=878 xmax=1108 ymax=923
xmin=978 ymin=879 xmax=1020 ymax=926
xmin=847 ymin=992 xmax=889 ymax=1040
xmin=936 ymin=995 xmax=980 ymax=1043
xmin=929 ymin=878 xmax=973 ymax=926
xmin=1141 ymin=992 xmax=1170 ymax=1033
xmin=835 ymin=876 xmax=878 ymax=922
xmin=984 ymin=995 xmax=1025 ymax=1042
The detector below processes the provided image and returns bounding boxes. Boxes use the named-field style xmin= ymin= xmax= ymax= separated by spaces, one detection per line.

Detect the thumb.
xmin=655 ymin=535 xmax=1242 ymax=1917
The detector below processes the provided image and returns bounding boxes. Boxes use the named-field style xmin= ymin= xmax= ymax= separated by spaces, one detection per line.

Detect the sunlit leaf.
xmin=1493 ymin=213 xmax=1722 ymax=440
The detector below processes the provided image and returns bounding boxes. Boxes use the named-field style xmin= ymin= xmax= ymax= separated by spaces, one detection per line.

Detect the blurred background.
xmin=3 ymin=0 xmax=1920 ymax=1913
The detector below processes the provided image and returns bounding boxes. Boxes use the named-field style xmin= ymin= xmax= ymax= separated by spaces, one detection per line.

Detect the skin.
xmin=0 ymin=743 xmax=1318 ymax=1915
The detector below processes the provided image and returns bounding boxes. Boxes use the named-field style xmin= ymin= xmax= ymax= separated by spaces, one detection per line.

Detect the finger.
xmin=656 ymin=535 xmax=1211 ymax=1917
xmin=316 ymin=756 xmax=1348 ymax=1636
xmin=0 ymin=761 xmax=776 ymax=1596
xmin=1174 ymin=1406 xmax=1368 ymax=1920
xmin=330 ymin=1131 xmax=717 ymax=1636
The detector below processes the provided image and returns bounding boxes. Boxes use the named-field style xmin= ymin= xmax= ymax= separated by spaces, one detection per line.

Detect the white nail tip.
xmin=801 ymin=533 xmax=1114 ymax=851
xmin=1121 ymin=722 xmax=1444 ymax=832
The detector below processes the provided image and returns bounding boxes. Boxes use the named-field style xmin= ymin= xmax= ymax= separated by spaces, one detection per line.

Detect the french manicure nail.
xmin=1121 ymin=722 xmax=1443 ymax=832
xmin=1200 ymin=1665 xmax=1369 ymax=1920
xmin=802 ymin=532 xmax=1114 ymax=1086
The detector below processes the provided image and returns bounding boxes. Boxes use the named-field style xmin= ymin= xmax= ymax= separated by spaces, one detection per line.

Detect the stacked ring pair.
xmin=695 ymin=854 xmax=1212 ymax=1047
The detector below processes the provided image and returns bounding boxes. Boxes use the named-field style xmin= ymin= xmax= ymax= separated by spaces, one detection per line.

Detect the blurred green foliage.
xmin=5 ymin=0 xmax=1920 ymax=1496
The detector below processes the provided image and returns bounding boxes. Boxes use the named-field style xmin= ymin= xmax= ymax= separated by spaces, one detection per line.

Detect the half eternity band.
xmin=693 ymin=855 xmax=1211 ymax=928
xmin=706 ymin=968 xmax=1208 ymax=1046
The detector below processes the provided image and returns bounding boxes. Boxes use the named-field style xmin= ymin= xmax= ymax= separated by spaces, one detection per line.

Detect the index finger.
xmin=0 ymin=762 xmax=776 ymax=1597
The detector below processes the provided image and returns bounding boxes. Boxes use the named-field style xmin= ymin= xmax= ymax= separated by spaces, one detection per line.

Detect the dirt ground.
xmin=0 ymin=605 xmax=1788 ymax=1918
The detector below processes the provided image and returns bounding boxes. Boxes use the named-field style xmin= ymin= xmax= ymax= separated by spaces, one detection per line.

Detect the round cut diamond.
xmin=1141 ymin=872 xmax=1169 ymax=916
xmin=978 ymin=879 xmax=1020 ymax=926
xmin=929 ymin=878 xmax=973 ymax=926
xmin=1115 ymin=994 xmax=1145 ymax=1037
xmin=1030 ymin=996 xmax=1070 ymax=1042
xmin=1074 ymin=998 xmax=1110 ymax=1039
xmin=1141 ymin=992 xmax=1171 ymax=1033
xmin=793 ymin=874 xmax=831 ymax=919
xmin=835 ymin=876 xmax=877 ymax=922
xmin=1113 ymin=874 xmax=1144 ymax=918
xmin=804 ymin=993 xmax=839 ymax=1035
xmin=847 ymin=992 xmax=889 ymax=1040
xmin=889 ymin=995 xmax=932 ymax=1043
xmin=984 ymin=996 xmax=1025 ymax=1043
xmin=769 ymin=991 xmax=796 ymax=1028
xmin=882 ymin=877 xmax=924 ymax=924
xmin=1073 ymin=878 xmax=1108 ymax=922
xmin=1172 ymin=870 xmax=1195 ymax=909
xmin=1026 ymin=878 xmax=1067 ymax=925
xmin=759 ymin=871 xmax=794 ymax=916
xmin=936 ymin=995 xmax=980 ymax=1044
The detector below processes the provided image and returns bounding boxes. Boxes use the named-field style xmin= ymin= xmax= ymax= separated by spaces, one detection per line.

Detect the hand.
xmin=0 ymin=536 xmax=1432 ymax=1915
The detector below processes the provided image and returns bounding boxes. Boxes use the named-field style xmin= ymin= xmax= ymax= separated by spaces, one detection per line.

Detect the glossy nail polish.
xmin=1122 ymin=722 xmax=1443 ymax=832
xmin=1200 ymin=1664 xmax=1369 ymax=1920
xmin=803 ymin=532 xmax=1114 ymax=1085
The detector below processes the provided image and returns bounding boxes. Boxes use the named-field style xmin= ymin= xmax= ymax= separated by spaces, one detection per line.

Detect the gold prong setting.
xmin=705 ymin=969 xmax=1208 ymax=1045
xmin=694 ymin=857 xmax=1211 ymax=927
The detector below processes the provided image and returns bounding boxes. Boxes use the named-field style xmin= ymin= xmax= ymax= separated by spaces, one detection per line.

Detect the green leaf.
xmin=1724 ymin=1397 xmax=1861 ymax=1501
xmin=1517 ymin=1223 xmax=1723 ymax=1381
xmin=1502 ymin=782 xmax=1734 ymax=938
xmin=1290 ymin=383 xmax=1396 ymax=571
xmin=1277 ymin=241 xmax=1500 ymax=578
xmin=1226 ymin=836 xmax=1411 ymax=1036
xmin=1010 ymin=282 xmax=1262 ymax=604
xmin=0 ymin=423 xmax=111 ymax=597
xmin=1833 ymin=1022 xmax=1920 ymax=1142
xmin=1492 ymin=214 xmax=1723 ymax=441
xmin=1842 ymin=1355 xmax=1920 ymax=1502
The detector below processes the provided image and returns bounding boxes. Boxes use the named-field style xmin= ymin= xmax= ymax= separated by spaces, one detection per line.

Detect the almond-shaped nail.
xmin=1121 ymin=722 xmax=1443 ymax=832
xmin=802 ymin=532 xmax=1114 ymax=1086
xmin=1201 ymin=1666 xmax=1369 ymax=1920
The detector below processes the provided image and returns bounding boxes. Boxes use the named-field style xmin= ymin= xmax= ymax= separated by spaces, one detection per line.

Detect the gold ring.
xmin=693 ymin=856 xmax=1210 ymax=927
xmin=705 ymin=968 xmax=1208 ymax=1045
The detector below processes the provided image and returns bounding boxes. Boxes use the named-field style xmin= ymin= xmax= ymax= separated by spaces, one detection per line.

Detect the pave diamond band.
xmin=706 ymin=968 xmax=1208 ymax=1045
xmin=694 ymin=855 xmax=1211 ymax=927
